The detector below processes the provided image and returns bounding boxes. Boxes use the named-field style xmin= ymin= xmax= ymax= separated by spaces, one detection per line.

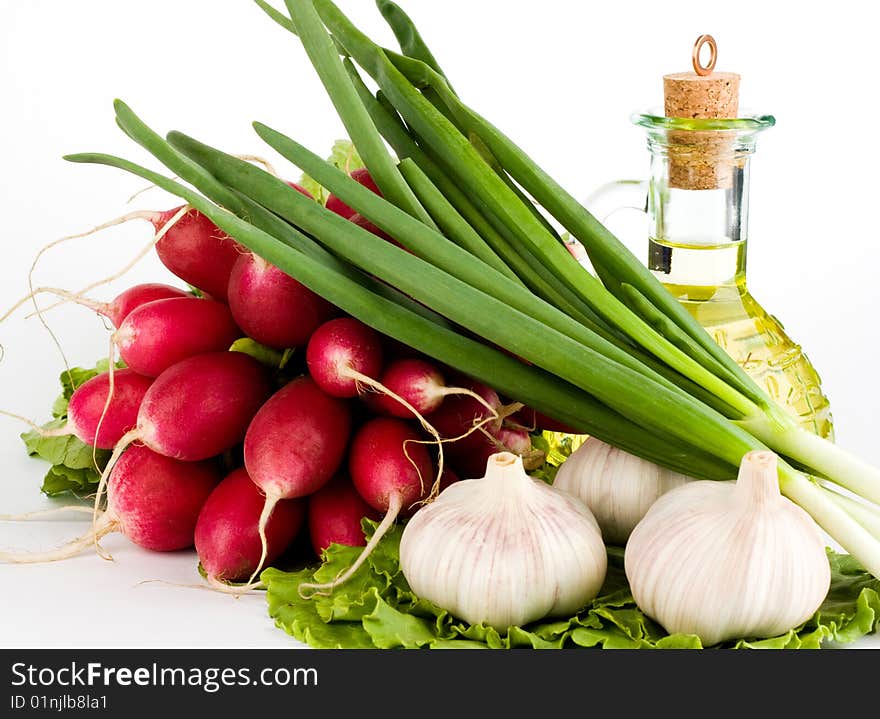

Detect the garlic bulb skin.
xmin=554 ymin=437 xmax=691 ymax=544
xmin=400 ymin=452 xmax=607 ymax=630
xmin=625 ymin=451 xmax=831 ymax=646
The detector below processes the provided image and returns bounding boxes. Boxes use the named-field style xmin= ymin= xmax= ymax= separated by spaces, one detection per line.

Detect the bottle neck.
xmin=646 ymin=133 xmax=753 ymax=291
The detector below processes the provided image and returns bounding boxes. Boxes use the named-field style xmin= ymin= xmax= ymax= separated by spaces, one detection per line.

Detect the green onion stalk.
xmin=64 ymin=0 xmax=880 ymax=578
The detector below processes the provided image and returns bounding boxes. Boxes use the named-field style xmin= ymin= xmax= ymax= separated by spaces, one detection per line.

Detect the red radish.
xmin=349 ymin=418 xmax=434 ymax=514
xmin=153 ymin=207 xmax=242 ymax=300
xmin=299 ymin=417 xmax=433 ymax=597
xmin=99 ymin=283 xmax=191 ymax=327
xmin=62 ymin=368 xmax=153 ymax=449
xmin=43 ymin=206 xmax=243 ymax=301
xmin=244 ymin=376 xmax=352 ymax=498
xmin=136 ymin=351 xmax=272 ymax=461
xmin=1 ymin=206 xmax=234 ymax=332
xmin=114 ymin=297 xmax=241 ymax=377
xmin=306 ymin=317 xmax=384 ymax=398
xmin=0 ymin=445 xmax=220 ymax=563
xmin=243 ymin=376 xmax=352 ymax=584
xmin=326 ymin=168 xmax=381 ymax=219
xmin=87 ymin=351 xmax=273 ymax=528
xmin=195 ymin=468 xmax=305 ymax=584
xmin=308 ymin=476 xmax=380 ymax=556
xmin=107 ymin=446 xmax=219 ymax=551
xmin=227 ymin=253 xmax=337 ymax=349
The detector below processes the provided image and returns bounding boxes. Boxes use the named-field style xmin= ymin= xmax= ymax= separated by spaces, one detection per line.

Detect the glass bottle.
xmin=579 ymin=111 xmax=833 ymax=440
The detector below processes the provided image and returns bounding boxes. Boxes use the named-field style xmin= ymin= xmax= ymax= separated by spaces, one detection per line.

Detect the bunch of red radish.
xmin=6 ymin=169 xmax=569 ymax=590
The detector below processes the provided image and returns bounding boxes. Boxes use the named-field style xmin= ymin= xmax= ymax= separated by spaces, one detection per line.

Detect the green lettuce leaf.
xmin=263 ymin=521 xmax=880 ymax=650
xmin=299 ymin=139 xmax=365 ymax=206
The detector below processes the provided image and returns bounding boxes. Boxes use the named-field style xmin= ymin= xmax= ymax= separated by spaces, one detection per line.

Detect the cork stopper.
xmin=664 ymin=72 xmax=740 ymax=119
xmin=663 ymin=35 xmax=742 ymax=190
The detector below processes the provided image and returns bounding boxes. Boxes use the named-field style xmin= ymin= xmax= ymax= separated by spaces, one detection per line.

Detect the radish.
xmin=195 ymin=467 xmax=305 ymax=586
xmin=243 ymin=375 xmax=352 ymax=584
xmin=308 ymin=475 xmax=380 ymax=556
xmin=349 ymin=418 xmax=434 ymax=515
xmin=96 ymin=283 xmax=192 ymax=326
xmin=299 ymin=417 xmax=433 ymax=598
xmin=0 ymin=445 xmax=219 ymax=563
xmin=326 ymin=168 xmax=381 ymax=219
xmin=114 ymin=297 xmax=241 ymax=377
xmin=87 ymin=351 xmax=273 ymax=534
xmin=306 ymin=317 xmax=384 ymax=398
xmin=227 ymin=253 xmax=337 ymax=349
xmin=55 ymin=368 xmax=153 ymax=449
xmin=134 ymin=351 xmax=273 ymax=462
xmin=153 ymin=207 xmax=242 ymax=300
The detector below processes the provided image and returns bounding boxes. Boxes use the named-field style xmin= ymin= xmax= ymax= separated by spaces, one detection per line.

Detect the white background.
xmin=0 ymin=0 xmax=877 ymax=648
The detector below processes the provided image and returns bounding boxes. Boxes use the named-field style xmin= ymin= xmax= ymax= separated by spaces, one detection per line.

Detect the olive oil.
xmin=650 ymin=237 xmax=833 ymax=438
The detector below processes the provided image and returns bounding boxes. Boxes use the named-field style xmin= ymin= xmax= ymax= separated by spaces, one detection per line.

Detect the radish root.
xmin=298 ymin=493 xmax=403 ymax=599
xmin=0 ymin=511 xmax=117 ymax=564
xmin=124 ymin=155 xmax=278 ymax=203
xmin=435 ymin=386 xmax=503 ymax=419
xmin=0 ymin=506 xmax=93 ymax=521
xmin=233 ymin=154 xmax=280 ymax=177
xmin=90 ymin=337 xmax=118 ymax=478
xmin=90 ymin=427 xmax=141 ymax=560
xmin=135 ymin=576 xmax=266 ymax=596
xmin=28 ymin=206 xmax=189 ymax=319
xmin=243 ymin=492 xmax=281 ymax=589
xmin=0 ymin=410 xmax=75 ymax=439
xmin=1 ymin=288 xmax=105 ymax=324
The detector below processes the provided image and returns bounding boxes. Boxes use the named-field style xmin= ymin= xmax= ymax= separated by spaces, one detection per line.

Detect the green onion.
xmin=282 ymin=0 xmax=433 ymax=228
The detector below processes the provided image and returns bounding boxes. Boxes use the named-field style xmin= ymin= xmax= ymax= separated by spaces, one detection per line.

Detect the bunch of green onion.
xmin=66 ymin=0 xmax=880 ymax=578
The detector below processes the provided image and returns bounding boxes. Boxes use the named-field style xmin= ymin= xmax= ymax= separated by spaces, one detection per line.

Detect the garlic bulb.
xmin=554 ymin=437 xmax=692 ymax=544
xmin=400 ymin=452 xmax=607 ymax=629
xmin=625 ymin=451 xmax=831 ymax=646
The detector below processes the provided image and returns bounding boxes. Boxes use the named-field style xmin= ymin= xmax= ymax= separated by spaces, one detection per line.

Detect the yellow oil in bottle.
xmin=538 ymin=234 xmax=833 ymax=471
xmin=650 ymin=236 xmax=833 ymax=439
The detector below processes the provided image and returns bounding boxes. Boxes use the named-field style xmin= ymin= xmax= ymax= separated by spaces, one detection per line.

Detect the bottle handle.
xmin=568 ymin=180 xmax=648 ymax=266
